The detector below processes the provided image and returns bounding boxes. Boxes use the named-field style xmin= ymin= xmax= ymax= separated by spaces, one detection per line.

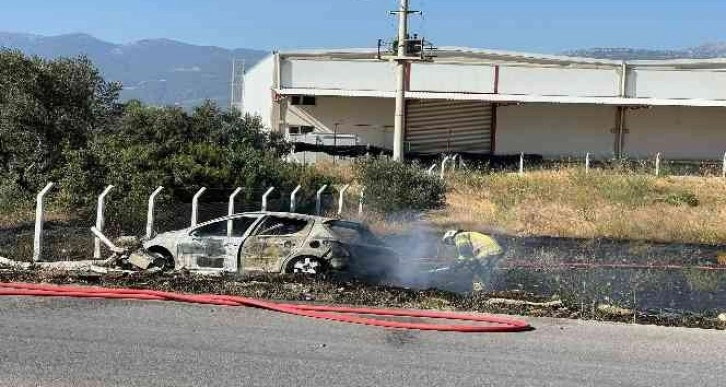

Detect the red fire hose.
xmin=0 ymin=282 xmax=531 ymax=333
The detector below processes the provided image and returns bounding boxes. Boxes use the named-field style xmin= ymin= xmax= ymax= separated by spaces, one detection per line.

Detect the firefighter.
xmin=441 ymin=229 xmax=504 ymax=292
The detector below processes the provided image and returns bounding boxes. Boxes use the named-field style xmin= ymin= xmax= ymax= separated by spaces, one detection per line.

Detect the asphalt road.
xmin=0 ymin=297 xmax=724 ymax=387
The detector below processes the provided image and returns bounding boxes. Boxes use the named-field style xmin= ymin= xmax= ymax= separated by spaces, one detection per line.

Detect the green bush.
xmin=92 ymin=102 xmax=332 ymax=231
xmin=355 ymin=159 xmax=445 ymax=213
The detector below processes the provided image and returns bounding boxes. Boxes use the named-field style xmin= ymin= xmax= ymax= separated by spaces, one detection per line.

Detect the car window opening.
xmin=256 ymin=216 xmax=309 ymax=236
xmin=230 ymin=216 xmax=258 ymax=237
xmin=193 ymin=216 xmax=258 ymax=237
xmin=192 ymin=221 xmax=227 ymax=237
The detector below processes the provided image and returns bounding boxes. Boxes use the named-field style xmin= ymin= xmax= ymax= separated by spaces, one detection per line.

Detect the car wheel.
xmin=289 ymin=257 xmax=326 ymax=275
xmin=150 ymin=252 xmax=174 ymax=271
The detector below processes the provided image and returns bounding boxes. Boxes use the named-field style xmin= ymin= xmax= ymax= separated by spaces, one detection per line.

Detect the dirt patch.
xmin=0 ymin=270 xmax=722 ymax=330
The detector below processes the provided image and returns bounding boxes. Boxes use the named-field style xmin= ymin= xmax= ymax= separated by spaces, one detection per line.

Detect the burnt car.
xmin=142 ymin=211 xmax=399 ymax=276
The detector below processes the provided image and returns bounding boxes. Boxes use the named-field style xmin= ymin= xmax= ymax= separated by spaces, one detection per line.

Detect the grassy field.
xmin=428 ymin=169 xmax=726 ymax=245
xmin=319 ymin=161 xmax=726 ymax=245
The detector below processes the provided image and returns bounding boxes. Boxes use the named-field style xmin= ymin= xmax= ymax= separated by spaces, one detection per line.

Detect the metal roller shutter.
xmin=405 ymin=99 xmax=493 ymax=154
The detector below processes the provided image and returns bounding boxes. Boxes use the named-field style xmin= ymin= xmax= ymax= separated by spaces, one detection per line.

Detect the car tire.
xmin=287 ymin=256 xmax=327 ymax=275
xmin=149 ymin=250 xmax=175 ymax=271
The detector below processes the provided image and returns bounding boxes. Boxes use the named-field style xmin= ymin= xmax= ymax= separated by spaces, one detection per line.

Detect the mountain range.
xmin=3 ymin=32 xmax=726 ymax=108
xmin=0 ymin=32 xmax=267 ymax=109
xmin=562 ymin=42 xmax=726 ymax=60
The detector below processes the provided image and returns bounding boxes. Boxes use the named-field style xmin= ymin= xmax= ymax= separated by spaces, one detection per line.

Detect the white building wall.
xmin=409 ymin=63 xmax=496 ymax=93
xmin=498 ymin=67 xmax=621 ymax=97
xmin=242 ymin=55 xmax=275 ymax=129
xmin=630 ymin=70 xmax=726 ymax=100
xmin=624 ymin=106 xmax=726 ymax=159
xmin=286 ymin=96 xmax=394 ymax=148
xmin=281 ymin=59 xmax=396 ymax=91
xmin=495 ymin=104 xmax=616 ymax=157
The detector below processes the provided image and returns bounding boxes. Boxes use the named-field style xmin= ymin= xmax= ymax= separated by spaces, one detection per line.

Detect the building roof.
xmin=264 ymin=47 xmax=726 ymax=108
xmin=277 ymin=46 xmax=726 ymax=69
xmin=277 ymin=87 xmax=726 ymax=108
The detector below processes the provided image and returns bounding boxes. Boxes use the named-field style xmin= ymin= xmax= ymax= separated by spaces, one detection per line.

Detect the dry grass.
xmin=427 ymin=169 xmax=726 ymax=244
xmin=342 ymin=210 xmax=414 ymax=235
xmin=0 ymin=208 xmax=73 ymax=228
xmin=312 ymin=162 xmax=726 ymax=244
xmin=313 ymin=160 xmax=356 ymax=183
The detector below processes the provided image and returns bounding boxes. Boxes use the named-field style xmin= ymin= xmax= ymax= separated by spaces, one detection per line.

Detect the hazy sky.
xmin=2 ymin=0 xmax=726 ymax=52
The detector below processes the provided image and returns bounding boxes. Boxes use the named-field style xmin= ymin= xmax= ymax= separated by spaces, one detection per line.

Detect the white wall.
xmin=496 ymin=103 xmax=616 ymax=157
xmin=281 ymin=59 xmax=396 ymax=91
xmin=277 ymin=57 xmax=726 ymax=106
xmin=498 ymin=67 xmax=621 ymax=97
xmin=409 ymin=63 xmax=496 ymax=93
xmin=624 ymin=106 xmax=726 ymax=159
xmin=242 ymin=55 xmax=275 ymax=129
xmin=630 ymin=70 xmax=726 ymax=100
xmin=286 ymin=96 xmax=394 ymax=148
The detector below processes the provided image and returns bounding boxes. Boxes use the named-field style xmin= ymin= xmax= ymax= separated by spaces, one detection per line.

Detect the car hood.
xmin=143 ymin=229 xmax=188 ymax=249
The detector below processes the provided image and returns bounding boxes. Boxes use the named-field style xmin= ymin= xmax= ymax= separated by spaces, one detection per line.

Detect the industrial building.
xmin=242 ymin=47 xmax=726 ymax=160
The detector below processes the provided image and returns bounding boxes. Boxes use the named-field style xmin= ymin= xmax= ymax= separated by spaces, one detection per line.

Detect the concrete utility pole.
xmin=392 ymin=0 xmax=411 ymax=161
xmin=230 ymin=59 xmax=246 ymax=111
xmin=230 ymin=58 xmax=235 ymax=110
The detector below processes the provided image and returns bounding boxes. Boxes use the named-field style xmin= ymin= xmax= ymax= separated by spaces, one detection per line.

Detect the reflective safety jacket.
xmin=454 ymin=232 xmax=503 ymax=261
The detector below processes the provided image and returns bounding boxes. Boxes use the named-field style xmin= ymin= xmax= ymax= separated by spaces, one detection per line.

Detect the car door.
xmin=228 ymin=215 xmax=262 ymax=272
xmin=177 ymin=215 xmax=260 ymax=272
xmin=240 ymin=215 xmax=311 ymax=272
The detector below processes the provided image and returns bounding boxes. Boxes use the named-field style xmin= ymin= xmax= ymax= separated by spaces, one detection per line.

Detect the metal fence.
xmin=414 ymin=152 xmax=726 ymax=179
xmin=1 ymin=183 xmax=366 ymax=263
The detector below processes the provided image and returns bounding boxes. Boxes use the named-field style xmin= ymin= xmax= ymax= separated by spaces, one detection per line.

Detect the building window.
xmin=288 ymin=126 xmax=315 ymax=135
xmin=290 ymin=95 xmax=316 ymax=106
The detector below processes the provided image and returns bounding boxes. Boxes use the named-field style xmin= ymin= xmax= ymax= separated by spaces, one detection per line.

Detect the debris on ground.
xmin=0 ymin=229 xmax=160 ymax=273
xmin=597 ymin=304 xmax=634 ymax=317
xmin=0 ymin=256 xmax=120 ymax=271
xmin=486 ymin=298 xmax=563 ymax=308
xmin=126 ymin=251 xmax=155 ymax=270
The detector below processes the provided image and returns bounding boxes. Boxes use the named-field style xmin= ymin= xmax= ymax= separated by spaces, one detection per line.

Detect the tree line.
xmin=0 ymin=49 xmax=331 ymax=227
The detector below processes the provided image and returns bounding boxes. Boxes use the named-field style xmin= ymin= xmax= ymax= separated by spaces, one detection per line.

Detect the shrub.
xmin=355 ymin=159 xmax=445 ymax=213
xmin=657 ymin=191 xmax=699 ymax=207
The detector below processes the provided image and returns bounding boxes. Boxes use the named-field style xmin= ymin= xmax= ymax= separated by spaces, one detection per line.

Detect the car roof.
xmin=191 ymin=211 xmax=340 ymax=229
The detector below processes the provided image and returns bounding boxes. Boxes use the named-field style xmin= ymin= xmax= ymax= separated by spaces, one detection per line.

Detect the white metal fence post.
xmin=440 ymin=156 xmax=451 ymax=179
xmin=337 ymin=184 xmax=350 ymax=215
xmin=655 ymin=152 xmax=661 ymax=177
xmin=585 ymin=152 xmax=591 ymax=175
xmin=359 ymin=187 xmax=365 ymax=215
xmin=290 ymin=185 xmax=302 ymax=213
xmin=261 ymin=187 xmax=275 ymax=211
xmin=227 ymin=187 xmax=242 ymax=236
xmin=145 ymin=186 xmax=164 ymax=239
xmin=427 ymin=163 xmax=436 ymax=175
xmin=519 ymin=152 xmax=524 ymax=176
xmin=93 ymin=185 xmax=114 ymax=259
xmin=191 ymin=187 xmax=207 ymax=227
xmin=91 ymin=226 xmax=125 ymax=254
xmin=316 ymin=185 xmax=328 ymax=215
xmin=722 ymin=152 xmax=726 ymax=178
xmin=33 ymin=182 xmax=54 ymax=262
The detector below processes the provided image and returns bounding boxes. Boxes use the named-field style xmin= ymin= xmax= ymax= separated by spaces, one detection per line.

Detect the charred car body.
xmin=143 ymin=212 xmax=399 ymax=277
